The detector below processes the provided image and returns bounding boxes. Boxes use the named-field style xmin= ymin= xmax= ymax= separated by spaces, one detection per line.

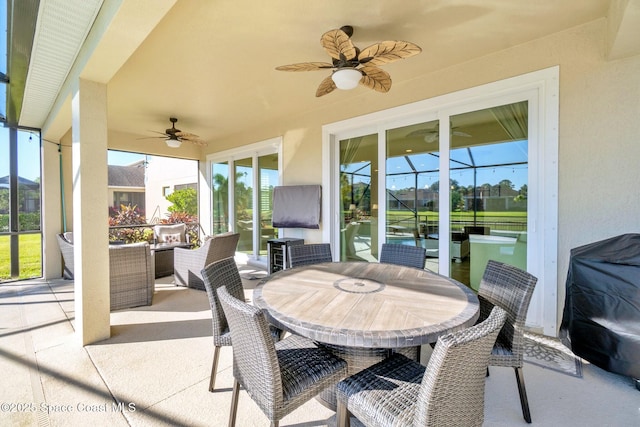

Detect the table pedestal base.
xmin=316 ymin=344 xmax=418 ymax=410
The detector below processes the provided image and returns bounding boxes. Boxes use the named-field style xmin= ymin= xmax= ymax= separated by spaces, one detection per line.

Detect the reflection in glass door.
xmin=385 ymin=120 xmax=440 ymax=271
xmin=211 ymin=161 xmax=229 ymax=234
xmin=235 ymin=158 xmax=254 ymax=254
xmin=339 ymin=134 xmax=377 ymax=261
xmin=448 ymin=101 xmax=528 ymax=290
xmin=258 ymin=154 xmax=278 ymax=256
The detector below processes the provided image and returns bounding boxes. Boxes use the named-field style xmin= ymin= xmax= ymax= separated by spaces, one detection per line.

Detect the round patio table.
xmin=253 ymin=261 xmax=479 ymax=409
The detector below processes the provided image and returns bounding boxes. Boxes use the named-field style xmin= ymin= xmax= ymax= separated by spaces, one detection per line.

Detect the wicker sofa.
xmin=109 ymin=243 xmax=155 ymax=311
xmin=56 ymin=232 xmax=75 ymax=279
xmin=56 ymin=233 xmax=155 ymax=311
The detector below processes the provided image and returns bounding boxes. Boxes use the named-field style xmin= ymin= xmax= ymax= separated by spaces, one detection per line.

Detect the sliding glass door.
xmin=333 ymin=104 xmax=529 ymax=290
xmin=449 ymin=102 xmax=528 ymax=290
xmin=208 ymin=138 xmax=281 ymax=263
xmin=324 ymin=68 xmax=558 ymax=334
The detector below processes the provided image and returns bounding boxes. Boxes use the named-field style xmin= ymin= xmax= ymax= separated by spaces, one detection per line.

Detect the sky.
xmin=1 ymin=133 xmax=148 ymax=182
xmin=108 ymin=150 xmax=146 ymax=166
xmin=0 ymin=129 xmax=40 ymax=181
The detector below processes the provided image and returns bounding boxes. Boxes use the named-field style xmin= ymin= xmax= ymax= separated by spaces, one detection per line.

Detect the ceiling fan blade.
xmin=316 ymin=75 xmax=337 ymax=97
xmin=405 ymin=128 xmax=430 ymax=138
xmin=136 ymin=136 xmax=166 ymax=140
xmin=175 ymin=131 xmax=200 ymax=139
xmin=321 ymin=28 xmax=357 ymax=61
xmin=185 ymin=138 xmax=208 ymax=147
xmin=359 ymin=65 xmax=391 ymax=93
xmin=276 ymin=62 xmax=334 ymax=72
xmin=359 ymin=40 xmax=422 ymax=66
xmin=453 ymin=130 xmax=472 ymax=138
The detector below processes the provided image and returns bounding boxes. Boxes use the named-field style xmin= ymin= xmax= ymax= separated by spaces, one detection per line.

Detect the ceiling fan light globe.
xmin=331 ymin=68 xmax=361 ymax=90
xmin=165 ymin=138 xmax=182 ymax=148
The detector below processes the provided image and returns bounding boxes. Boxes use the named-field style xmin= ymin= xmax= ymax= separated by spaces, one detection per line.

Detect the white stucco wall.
xmin=144 ymin=155 xmax=198 ymax=221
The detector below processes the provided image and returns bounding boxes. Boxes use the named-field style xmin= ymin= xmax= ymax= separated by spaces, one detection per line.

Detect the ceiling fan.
xmin=276 ymin=25 xmax=421 ymax=97
xmin=140 ymin=117 xmax=207 ymax=148
xmin=406 ymin=125 xmax=472 ymax=143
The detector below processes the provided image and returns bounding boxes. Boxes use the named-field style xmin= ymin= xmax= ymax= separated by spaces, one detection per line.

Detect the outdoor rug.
xmin=523 ymin=331 xmax=583 ymax=378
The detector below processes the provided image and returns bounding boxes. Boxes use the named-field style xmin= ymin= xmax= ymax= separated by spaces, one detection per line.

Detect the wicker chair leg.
xmin=336 ymin=399 xmax=350 ymax=427
xmin=209 ymin=346 xmax=221 ymax=392
xmin=228 ymin=379 xmax=240 ymax=427
xmin=515 ymin=367 xmax=532 ymax=423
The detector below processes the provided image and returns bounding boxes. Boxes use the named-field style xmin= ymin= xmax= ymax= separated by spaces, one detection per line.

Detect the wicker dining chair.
xmin=477 ymin=260 xmax=538 ymax=423
xmin=288 ymin=243 xmax=333 ymax=268
xmin=217 ymin=285 xmax=348 ymax=427
xmin=200 ymin=257 xmax=282 ymax=392
xmin=379 ymin=243 xmax=427 ymax=269
xmin=336 ymin=305 xmax=508 ymax=427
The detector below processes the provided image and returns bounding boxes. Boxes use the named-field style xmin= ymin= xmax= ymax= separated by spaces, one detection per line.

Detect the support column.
xmin=72 ymin=78 xmax=110 ymax=345
xmin=41 ymin=135 xmax=63 ymax=279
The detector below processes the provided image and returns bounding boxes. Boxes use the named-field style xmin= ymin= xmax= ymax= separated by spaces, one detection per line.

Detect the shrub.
xmin=109 ymin=204 xmax=151 ymax=243
xmin=160 ymin=212 xmax=199 ymax=246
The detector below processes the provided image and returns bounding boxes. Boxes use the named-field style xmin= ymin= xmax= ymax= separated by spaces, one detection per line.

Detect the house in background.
xmin=107 ymin=161 xmax=145 ymax=216
xmin=144 ymin=156 xmax=198 ymax=222
xmin=107 ymin=156 xmax=198 ymax=222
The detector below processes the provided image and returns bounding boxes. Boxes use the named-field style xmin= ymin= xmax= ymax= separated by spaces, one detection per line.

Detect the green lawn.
xmin=0 ymin=234 xmax=42 ymax=281
xmin=386 ymin=210 xmax=527 ymax=226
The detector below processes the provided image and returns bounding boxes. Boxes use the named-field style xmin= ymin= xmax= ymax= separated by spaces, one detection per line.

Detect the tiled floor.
xmin=2 ymin=262 xmax=639 ymax=426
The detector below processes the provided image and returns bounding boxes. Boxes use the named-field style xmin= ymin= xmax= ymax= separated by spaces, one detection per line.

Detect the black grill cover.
xmin=560 ymin=233 xmax=640 ymax=379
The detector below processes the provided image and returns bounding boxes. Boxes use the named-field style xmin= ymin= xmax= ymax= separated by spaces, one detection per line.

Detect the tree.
xmin=515 ymin=184 xmax=528 ymax=202
xmin=213 ymin=173 xmax=229 ymax=233
xmin=166 ymin=188 xmax=198 ymax=215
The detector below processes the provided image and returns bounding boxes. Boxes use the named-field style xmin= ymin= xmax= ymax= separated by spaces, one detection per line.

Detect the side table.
xmin=150 ymin=242 xmax=193 ymax=278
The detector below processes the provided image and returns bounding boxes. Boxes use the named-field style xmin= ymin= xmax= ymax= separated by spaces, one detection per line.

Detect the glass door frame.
xmin=205 ymin=137 xmax=282 ymax=264
xmin=322 ymin=67 xmax=559 ymax=335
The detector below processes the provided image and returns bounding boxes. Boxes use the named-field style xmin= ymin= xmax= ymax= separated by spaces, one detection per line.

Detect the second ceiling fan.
xmin=276 ymin=25 xmax=421 ymax=97
xmin=140 ymin=117 xmax=207 ymax=148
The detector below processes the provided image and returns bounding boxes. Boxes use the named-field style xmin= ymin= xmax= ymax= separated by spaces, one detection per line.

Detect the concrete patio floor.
xmin=2 ymin=260 xmax=638 ymax=426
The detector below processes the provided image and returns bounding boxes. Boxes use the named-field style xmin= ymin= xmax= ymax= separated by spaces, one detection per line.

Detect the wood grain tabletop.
xmin=253 ymin=262 xmax=479 ymax=348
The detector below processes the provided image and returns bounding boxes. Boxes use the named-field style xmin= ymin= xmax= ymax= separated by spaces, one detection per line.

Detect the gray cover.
xmin=272 ymin=185 xmax=321 ymax=229
xmin=560 ymin=233 xmax=640 ymax=379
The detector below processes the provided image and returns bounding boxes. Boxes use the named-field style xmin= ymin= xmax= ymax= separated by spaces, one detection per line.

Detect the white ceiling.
xmin=19 ymin=0 xmax=640 ymax=148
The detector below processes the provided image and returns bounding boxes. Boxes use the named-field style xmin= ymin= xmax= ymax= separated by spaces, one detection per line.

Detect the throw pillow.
xmin=164 ymin=233 xmax=182 ymax=244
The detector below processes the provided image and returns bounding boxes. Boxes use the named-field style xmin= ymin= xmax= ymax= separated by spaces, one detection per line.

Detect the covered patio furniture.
xmin=174 ymin=232 xmax=240 ymax=290
xmin=336 ymin=305 xmax=507 ymax=427
xmin=560 ymin=233 xmax=640 ymax=389
xmin=379 ymin=242 xmax=426 ymax=269
xmin=477 ymin=260 xmax=538 ymax=423
xmin=217 ymin=285 xmax=347 ymax=427
xmin=288 ymin=243 xmax=333 ymax=267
